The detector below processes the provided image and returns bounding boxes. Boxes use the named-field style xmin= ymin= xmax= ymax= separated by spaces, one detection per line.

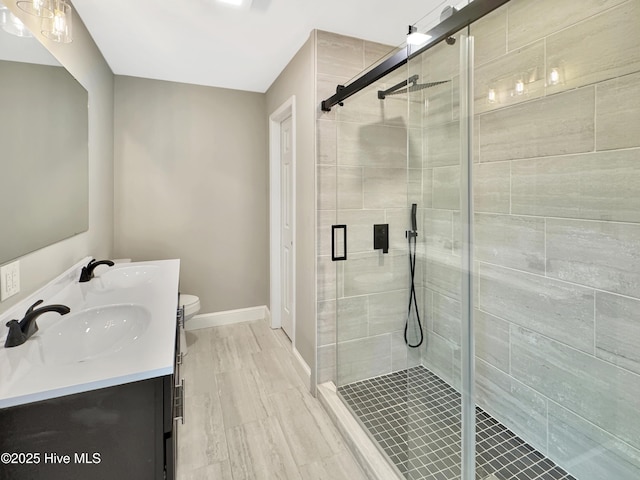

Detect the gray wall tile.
xmin=423 ymin=79 xmax=456 ymax=128
xmin=317 ymin=119 xmax=337 ymax=165
xmin=548 ymin=401 xmax=640 ymax=480
xmin=432 ymin=292 xmax=461 ymax=346
xmin=317 ymin=210 xmax=334 ymax=257
xmin=547 ymin=218 xmax=640 ymax=298
xmin=421 ymin=32 xmax=460 ymax=83
xmin=546 ymin=1 xmax=640 ymax=95
xmin=391 ymin=331 xmax=418 ymax=372
xmin=596 ymin=291 xmax=640 ymax=375
xmin=317 ymin=165 xmax=336 ymax=211
xmin=316 ymin=31 xmax=364 ymax=78
xmin=369 ymin=290 xmax=409 ymax=336
xmin=478 ymin=263 xmax=595 ymax=353
xmin=471 ymin=6 xmax=507 ymax=67
xmin=336 ymin=296 xmax=368 ymax=342
xmin=364 ymin=41 xmax=396 ymax=68
xmin=475 ymin=358 xmax=548 ymax=454
xmin=432 ymin=165 xmax=460 ymax=210
xmin=317 ymin=299 xmax=336 ymax=347
xmin=337 ymin=335 xmax=391 ymax=385
xmin=334 ymin=81 xmax=406 ymax=127
xmin=425 ymin=248 xmax=462 ymax=301
xmin=317 ymin=255 xmax=337 ymax=302
xmin=422 ymin=168 xmax=433 ymax=209
xmin=507 ymin=0 xmax=627 ymax=51
xmin=408 ymin=168 xmax=423 ymax=205
xmin=474 ymin=310 xmax=510 ymax=374
xmin=387 ymin=208 xmax=413 ymax=252
xmin=424 ymin=209 xmax=454 ymax=253
xmin=479 ymin=87 xmax=595 ymax=162
xmin=363 ymin=167 xmax=407 ymax=209
xmin=473 ymin=161 xmax=510 ymax=213
xmin=426 ymin=121 xmax=461 ymax=167
xmin=511 ymin=326 xmax=640 ymax=451
xmin=511 ymin=149 xmax=640 ymax=222
xmin=337 ymin=166 xmax=363 ymax=210
xmin=317 ymin=73 xmax=350 ymax=121
xmin=343 ymin=251 xmax=408 ymax=297
xmin=337 ymin=122 xmax=407 ymax=168
xmin=421 ymin=332 xmax=455 ymax=387
xmin=317 ymin=344 xmax=335 ymax=385
xmin=596 ymin=71 xmax=640 ymax=151
xmin=475 ymin=213 xmax=545 ymax=274
xmin=336 ymin=209 xmax=385 ymax=254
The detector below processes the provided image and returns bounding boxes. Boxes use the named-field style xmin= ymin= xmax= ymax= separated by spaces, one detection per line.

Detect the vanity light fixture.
xmin=16 ymin=0 xmax=52 ymax=18
xmin=41 ymin=0 xmax=71 ymax=43
xmin=1 ymin=3 xmax=33 ymax=37
xmin=407 ymin=25 xmax=432 ymax=46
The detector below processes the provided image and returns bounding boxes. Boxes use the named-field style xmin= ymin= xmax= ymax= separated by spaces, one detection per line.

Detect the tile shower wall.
xmin=315 ymin=31 xmax=423 ymax=386
xmin=419 ymin=1 xmax=640 ymax=479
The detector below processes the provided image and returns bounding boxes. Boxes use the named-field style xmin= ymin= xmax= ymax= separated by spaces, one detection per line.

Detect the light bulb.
xmin=41 ymin=0 xmax=72 ymax=43
xmin=488 ymin=88 xmax=496 ymax=103
xmin=549 ymin=68 xmax=560 ymax=85
xmin=52 ymin=8 xmax=65 ymax=35
xmin=515 ymin=80 xmax=524 ymax=95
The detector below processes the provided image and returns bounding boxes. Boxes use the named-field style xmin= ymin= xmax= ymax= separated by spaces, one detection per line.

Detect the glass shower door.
xmin=406 ymin=28 xmax=475 ymax=480
xmin=332 ymin=60 xmax=416 ymax=475
xmin=332 ymin=26 xmax=474 ymax=479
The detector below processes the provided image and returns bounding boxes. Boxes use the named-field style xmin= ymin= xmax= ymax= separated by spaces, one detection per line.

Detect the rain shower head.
xmin=377 ymin=75 xmax=450 ymax=100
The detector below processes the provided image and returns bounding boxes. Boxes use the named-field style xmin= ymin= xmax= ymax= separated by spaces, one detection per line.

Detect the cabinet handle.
xmin=174 ymin=379 xmax=185 ymax=425
xmin=176 ymin=351 xmax=183 ymax=366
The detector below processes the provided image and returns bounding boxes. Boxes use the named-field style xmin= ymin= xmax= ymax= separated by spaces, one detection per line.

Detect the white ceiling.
xmin=72 ymin=0 xmax=450 ymax=93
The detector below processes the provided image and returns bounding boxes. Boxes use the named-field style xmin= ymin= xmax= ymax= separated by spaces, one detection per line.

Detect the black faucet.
xmin=4 ymin=300 xmax=71 ymax=348
xmin=79 ymin=259 xmax=115 ymax=282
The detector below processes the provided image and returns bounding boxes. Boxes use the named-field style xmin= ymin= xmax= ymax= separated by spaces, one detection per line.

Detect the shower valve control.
xmin=373 ymin=224 xmax=389 ymax=254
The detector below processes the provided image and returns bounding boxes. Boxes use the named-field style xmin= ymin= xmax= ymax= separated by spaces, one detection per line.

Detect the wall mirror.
xmin=0 ymin=2 xmax=88 ymax=265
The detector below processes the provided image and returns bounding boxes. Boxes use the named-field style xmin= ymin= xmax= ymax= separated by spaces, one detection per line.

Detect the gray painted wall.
xmin=0 ymin=5 xmax=114 ymax=315
xmin=113 ymin=76 xmax=269 ymax=314
xmin=265 ymin=34 xmax=317 ymax=384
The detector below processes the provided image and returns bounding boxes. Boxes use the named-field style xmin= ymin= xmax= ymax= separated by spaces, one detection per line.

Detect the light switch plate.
xmin=0 ymin=260 xmax=20 ymax=301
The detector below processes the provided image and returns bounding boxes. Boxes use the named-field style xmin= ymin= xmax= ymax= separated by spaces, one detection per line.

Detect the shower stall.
xmin=320 ymin=0 xmax=640 ymax=479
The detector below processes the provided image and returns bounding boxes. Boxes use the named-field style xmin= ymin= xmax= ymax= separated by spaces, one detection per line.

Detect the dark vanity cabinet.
xmin=0 ymin=312 xmax=184 ymax=480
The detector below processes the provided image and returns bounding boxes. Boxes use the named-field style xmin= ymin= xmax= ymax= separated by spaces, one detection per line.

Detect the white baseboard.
xmin=292 ymin=347 xmax=311 ymax=391
xmin=185 ymin=305 xmax=267 ymax=331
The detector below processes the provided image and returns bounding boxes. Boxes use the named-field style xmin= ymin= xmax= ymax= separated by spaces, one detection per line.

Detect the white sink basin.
xmin=43 ymin=304 xmax=151 ymax=364
xmin=95 ymin=265 xmax=160 ymax=289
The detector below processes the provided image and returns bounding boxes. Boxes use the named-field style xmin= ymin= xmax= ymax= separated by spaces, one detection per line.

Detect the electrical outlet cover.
xmin=0 ymin=260 xmax=20 ymax=301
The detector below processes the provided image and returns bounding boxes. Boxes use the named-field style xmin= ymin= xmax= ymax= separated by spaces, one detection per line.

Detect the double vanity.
xmin=0 ymin=257 xmax=182 ymax=480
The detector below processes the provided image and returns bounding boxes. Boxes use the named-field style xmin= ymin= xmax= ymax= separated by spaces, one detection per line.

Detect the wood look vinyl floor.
xmin=177 ymin=320 xmax=367 ymax=480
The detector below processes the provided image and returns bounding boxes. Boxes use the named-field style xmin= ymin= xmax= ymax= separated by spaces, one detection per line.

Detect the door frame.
xmin=269 ymin=96 xmax=297 ymax=344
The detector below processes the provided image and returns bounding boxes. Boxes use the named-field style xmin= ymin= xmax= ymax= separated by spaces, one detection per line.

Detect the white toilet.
xmin=179 ymin=293 xmax=201 ymax=356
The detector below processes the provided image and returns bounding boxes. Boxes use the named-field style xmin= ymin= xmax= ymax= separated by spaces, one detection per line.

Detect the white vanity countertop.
xmin=0 ymin=257 xmax=180 ymax=409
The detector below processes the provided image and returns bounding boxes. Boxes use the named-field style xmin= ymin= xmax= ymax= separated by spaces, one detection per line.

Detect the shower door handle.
xmin=332 ymin=225 xmax=347 ymax=261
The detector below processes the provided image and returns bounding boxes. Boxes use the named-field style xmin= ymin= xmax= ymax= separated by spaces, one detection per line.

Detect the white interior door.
xmin=280 ymin=115 xmax=294 ymax=339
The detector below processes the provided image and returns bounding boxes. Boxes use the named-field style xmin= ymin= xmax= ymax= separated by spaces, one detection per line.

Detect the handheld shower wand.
xmin=405 ymin=203 xmax=423 ymax=348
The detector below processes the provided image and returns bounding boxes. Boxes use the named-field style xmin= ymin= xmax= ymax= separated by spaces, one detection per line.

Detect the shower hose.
xmin=405 ymin=231 xmax=424 ymax=348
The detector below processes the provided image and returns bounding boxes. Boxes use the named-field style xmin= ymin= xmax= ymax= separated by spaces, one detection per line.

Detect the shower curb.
xmin=317 ymin=382 xmax=402 ymax=480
